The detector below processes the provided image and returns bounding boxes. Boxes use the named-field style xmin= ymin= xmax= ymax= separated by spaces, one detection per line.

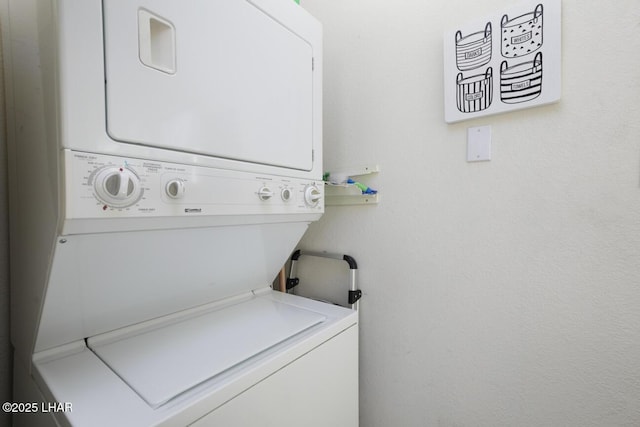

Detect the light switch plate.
xmin=467 ymin=125 xmax=491 ymax=162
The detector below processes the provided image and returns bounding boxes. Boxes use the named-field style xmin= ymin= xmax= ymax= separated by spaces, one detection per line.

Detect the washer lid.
xmin=87 ymin=297 xmax=325 ymax=408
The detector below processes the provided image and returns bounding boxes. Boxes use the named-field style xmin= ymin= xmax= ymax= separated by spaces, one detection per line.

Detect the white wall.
xmin=299 ymin=1 xmax=640 ymax=426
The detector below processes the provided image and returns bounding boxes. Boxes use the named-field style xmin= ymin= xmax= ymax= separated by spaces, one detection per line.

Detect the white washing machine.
xmin=2 ymin=0 xmax=358 ymax=426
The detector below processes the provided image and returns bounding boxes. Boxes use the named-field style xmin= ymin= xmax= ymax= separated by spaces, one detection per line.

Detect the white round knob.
xmin=281 ymin=188 xmax=292 ymax=202
xmin=166 ymin=179 xmax=185 ymax=199
xmin=258 ymin=186 xmax=274 ymax=201
xmin=93 ymin=166 xmax=143 ymax=208
xmin=304 ymin=184 xmax=322 ymax=207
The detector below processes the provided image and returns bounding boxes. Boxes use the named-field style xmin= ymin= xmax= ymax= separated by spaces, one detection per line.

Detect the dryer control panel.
xmin=64 ymin=151 xmax=324 ymax=221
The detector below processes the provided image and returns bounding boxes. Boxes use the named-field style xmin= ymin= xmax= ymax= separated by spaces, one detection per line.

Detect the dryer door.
xmin=103 ymin=0 xmax=315 ymax=171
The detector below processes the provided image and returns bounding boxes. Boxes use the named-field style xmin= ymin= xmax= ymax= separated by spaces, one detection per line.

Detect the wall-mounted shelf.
xmin=325 ymin=185 xmax=380 ymax=205
xmin=325 ymin=165 xmax=380 ymax=206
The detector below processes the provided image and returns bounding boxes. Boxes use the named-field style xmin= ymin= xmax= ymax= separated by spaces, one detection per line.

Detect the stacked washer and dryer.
xmin=2 ymin=0 xmax=358 ymax=426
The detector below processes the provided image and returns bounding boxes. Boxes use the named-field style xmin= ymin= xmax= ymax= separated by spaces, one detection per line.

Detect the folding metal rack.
xmin=286 ymin=250 xmax=362 ymax=311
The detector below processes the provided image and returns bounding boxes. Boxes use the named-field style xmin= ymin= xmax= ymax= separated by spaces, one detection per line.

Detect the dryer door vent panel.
xmin=103 ymin=0 xmax=314 ymax=171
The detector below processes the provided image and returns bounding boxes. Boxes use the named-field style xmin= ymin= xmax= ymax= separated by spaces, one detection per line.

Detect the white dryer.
xmin=2 ymin=0 xmax=358 ymax=426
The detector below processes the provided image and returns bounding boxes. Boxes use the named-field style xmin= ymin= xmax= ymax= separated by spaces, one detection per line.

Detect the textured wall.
xmin=299 ymin=0 xmax=640 ymax=426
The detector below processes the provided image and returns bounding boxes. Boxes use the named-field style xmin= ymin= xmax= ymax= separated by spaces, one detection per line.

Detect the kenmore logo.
xmin=184 ymin=208 xmax=202 ymax=213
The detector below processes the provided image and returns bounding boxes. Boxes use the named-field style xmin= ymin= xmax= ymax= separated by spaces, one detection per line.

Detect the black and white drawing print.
xmin=455 ymin=22 xmax=492 ymax=71
xmin=501 ymin=4 xmax=543 ymax=58
xmin=500 ymin=52 xmax=542 ymax=103
xmin=443 ymin=0 xmax=560 ymax=123
xmin=456 ymin=68 xmax=493 ymax=113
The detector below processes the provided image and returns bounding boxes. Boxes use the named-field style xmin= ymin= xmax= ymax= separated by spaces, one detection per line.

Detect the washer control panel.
xmin=65 ymin=151 xmax=324 ymax=219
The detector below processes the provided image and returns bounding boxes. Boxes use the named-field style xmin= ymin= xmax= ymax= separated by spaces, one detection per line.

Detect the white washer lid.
xmin=87 ymin=297 xmax=325 ymax=408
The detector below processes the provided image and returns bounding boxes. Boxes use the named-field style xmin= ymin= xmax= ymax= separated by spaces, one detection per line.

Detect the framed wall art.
xmin=443 ymin=0 xmax=561 ymax=123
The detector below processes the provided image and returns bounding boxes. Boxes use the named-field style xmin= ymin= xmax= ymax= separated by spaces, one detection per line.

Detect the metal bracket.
xmin=348 ymin=290 xmax=362 ymax=305
xmin=286 ymin=278 xmax=299 ymax=290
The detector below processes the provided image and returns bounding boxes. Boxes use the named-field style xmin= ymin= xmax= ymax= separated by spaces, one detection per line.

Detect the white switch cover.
xmin=467 ymin=125 xmax=491 ymax=162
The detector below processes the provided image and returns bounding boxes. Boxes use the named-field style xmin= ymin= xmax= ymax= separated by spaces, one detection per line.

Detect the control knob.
xmin=93 ymin=166 xmax=143 ymax=208
xmin=166 ymin=179 xmax=185 ymax=199
xmin=258 ymin=186 xmax=274 ymax=201
xmin=304 ymin=184 xmax=322 ymax=207
xmin=281 ymin=187 xmax=292 ymax=202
